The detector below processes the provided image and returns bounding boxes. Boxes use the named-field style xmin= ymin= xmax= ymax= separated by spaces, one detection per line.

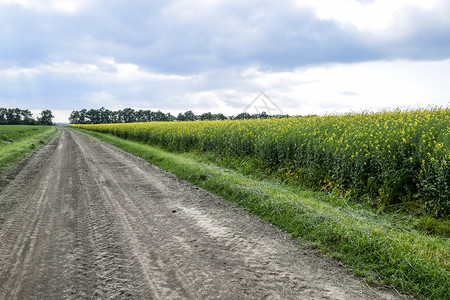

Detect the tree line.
xmin=69 ymin=107 xmax=288 ymax=124
xmin=0 ymin=108 xmax=54 ymax=125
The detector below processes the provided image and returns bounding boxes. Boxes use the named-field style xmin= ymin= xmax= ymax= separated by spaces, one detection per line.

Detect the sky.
xmin=1 ymin=0 xmax=450 ymax=123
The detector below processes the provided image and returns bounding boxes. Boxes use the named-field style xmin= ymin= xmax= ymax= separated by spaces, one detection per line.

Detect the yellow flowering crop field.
xmin=72 ymin=107 xmax=450 ymax=217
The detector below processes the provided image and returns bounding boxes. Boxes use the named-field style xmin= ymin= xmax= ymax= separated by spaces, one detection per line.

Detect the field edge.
xmin=0 ymin=126 xmax=60 ymax=224
xmin=0 ymin=126 xmax=59 ymax=175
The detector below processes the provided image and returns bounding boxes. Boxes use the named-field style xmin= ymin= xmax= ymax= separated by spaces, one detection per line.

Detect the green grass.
xmin=0 ymin=125 xmax=58 ymax=174
xmin=0 ymin=125 xmax=59 ymax=225
xmin=72 ymin=127 xmax=450 ymax=300
xmin=194 ymin=151 xmax=450 ymax=239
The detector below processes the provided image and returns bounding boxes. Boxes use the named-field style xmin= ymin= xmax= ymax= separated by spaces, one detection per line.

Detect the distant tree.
xmin=0 ymin=108 xmax=7 ymax=124
xmin=0 ymin=107 xmax=52 ymax=125
xmin=69 ymin=110 xmax=80 ymax=124
xmin=214 ymin=113 xmax=227 ymax=120
xmin=183 ymin=110 xmax=197 ymax=121
xmin=79 ymin=109 xmax=87 ymax=124
xmin=68 ymin=107 xmax=275 ymax=124
xmin=166 ymin=112 xmax=176 ymax=121
xmin=153 ymin=110 xmax=167 ymax=122
xmin=5 ymin=109 xmax=14 ymax=124
xmin=234 ymin=112 xmax=251 ymax=120
xmin=199 ymin=112 xmax=214 ymax=121
xmin=6 ymin=108 xmax=22 ymax=124
xmin=110 ymin=110 xmax=120 ymax=123
xmin=38 ymin=110 xmax=54 ymax=125
xmin=98 ymin=107 xmax=113 ymax=124
xmin=119 ymin=108 xmax=136 ymax=123
xmin=258 ymin=111 xmax=269 ymax=119
xmin=21 ymin=109 xmax=36 ymax=125
xmin=177 ymin=112 xmax=186 ymax=121
xmin=106 ymin=108 xmax=115 ymax=123
xmin=20 ymin=109 xmax=32 ymax=121
xmin=205 ymin=113 xmax=213 ymax=120
xmin=143 ymin=110 xmax=154 ymax=122
xmin=135 ymin=110 xmax=146 ymax=123
xmin=86 ymin=109 xmax=101 ymax=124
xmin=0 ymin=107 xmax=56 ymax=125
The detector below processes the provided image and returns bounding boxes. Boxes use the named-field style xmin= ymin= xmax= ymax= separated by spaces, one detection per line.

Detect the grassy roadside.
xmin=0 ymin=125 xmax=59 ymax=225
xmin=0 ymin=125 xmax=58 ymax=174
xmin=72 ymin=127 xmax=449 ymax=300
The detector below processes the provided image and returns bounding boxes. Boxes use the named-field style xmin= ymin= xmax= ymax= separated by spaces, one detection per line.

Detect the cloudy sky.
xmin=1 ymin=0 xmax=450 ymax=122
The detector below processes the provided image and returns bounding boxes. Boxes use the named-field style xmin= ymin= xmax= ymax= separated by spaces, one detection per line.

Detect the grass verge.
xmin=72 ymin=127 xmax=450 ymax=300
xmin=0 ymin=126 xmax=59 ymax=225
xmin=0 ymin=125 xmax=58 ymax=174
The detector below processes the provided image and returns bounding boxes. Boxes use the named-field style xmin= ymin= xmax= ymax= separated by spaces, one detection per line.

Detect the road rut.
xmin=0 ymin=128 xmax=401 ymax=299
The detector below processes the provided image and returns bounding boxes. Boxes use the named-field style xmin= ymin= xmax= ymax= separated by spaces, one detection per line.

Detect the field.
xmin=0 ymin=125 xmax=58 ymax=173
xmin=72 ymin=107 xmax=450 ymax=217
xmin=71 ymin=107 xmax=450 ymax=299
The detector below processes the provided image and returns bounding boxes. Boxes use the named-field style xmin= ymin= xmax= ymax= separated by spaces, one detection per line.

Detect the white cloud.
xmin=0 ymin=61 xmax=96 ymax=77
xmin=0 ymin=58 xmax=194 ymax=81
xmin=296 ymin=0 xmax=442 ymax=31
xmin=0 ymin=0 xmax=89 ymax=14
xmin=3 ymin=57 xmax=450 ymax=122
xmin=240 ymin=59 xmax=450 ymax=115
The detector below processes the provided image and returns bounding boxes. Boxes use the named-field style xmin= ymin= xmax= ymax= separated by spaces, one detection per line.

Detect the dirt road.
xmin=0 ymin=128 xmax=401 ymax=299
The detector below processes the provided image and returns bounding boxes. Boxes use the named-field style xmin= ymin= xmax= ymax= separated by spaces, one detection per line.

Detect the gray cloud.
xmin=1 ymin=0 xmax=450 ymax=122
xmin=2 ymin=0 xmax=450 ymax=74
xmin=378 ymin=2 xmax=450 ymax=60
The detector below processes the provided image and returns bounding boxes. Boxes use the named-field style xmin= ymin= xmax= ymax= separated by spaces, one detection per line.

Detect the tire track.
xmin=70 ymin=132 xmax=213 ymax=299
xmin=61 ymin=131 xmax=139 ymax=299
xmin=0 ymin=130 xmax=74 ymax=299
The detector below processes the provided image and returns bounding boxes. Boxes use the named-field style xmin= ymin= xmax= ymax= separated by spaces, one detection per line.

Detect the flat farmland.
xmin=0 ymin=128 xmax=400 ymax=299
xmin=71 ymin=108 xmax=450 ymax=300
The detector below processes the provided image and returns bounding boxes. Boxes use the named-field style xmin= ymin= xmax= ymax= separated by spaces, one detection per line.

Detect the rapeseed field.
xmin=73 ymin=107 xmax=449 ymax=217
